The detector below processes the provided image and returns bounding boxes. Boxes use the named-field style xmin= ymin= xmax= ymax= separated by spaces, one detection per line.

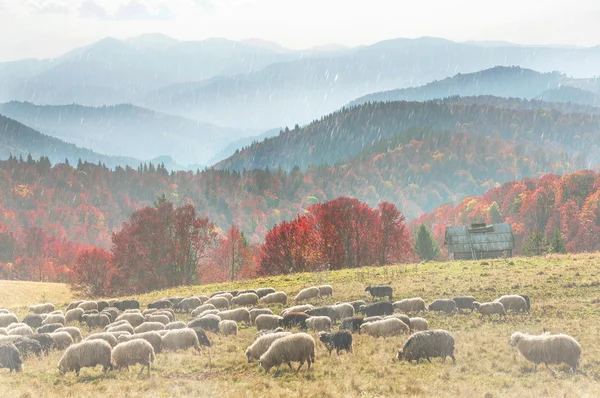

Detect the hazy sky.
xmin=0 ymin=0 xmax=598 ymax=61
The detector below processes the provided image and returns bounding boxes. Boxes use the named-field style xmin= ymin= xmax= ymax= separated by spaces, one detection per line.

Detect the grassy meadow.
xmin=1 ymin=253 xmax=600 ymax=397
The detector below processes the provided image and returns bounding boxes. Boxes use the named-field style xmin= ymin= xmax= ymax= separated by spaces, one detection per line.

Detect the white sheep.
xmin=106 ymin=323 xmax=135 ymax=334
xmin=473 ymin=301 xmax=507 ymax=320
xmin=8 ymin=325 xmax=33 ymax=336
xmin=409 ymin=317 xmax=429 ymax=332
xmin=496 ymin=295 xmax=529 ymax=313
xmin=0 ymin=309 xmax=9 ymax=314
xmin=112 ymin=338 xmax=155 ymax=375
xmin=85 ymin=332 xmax=118 ymax=347
xmin=58 ymin=339 xmax=113 ymax=376
xmin=362 ymin=316 xmax=383 ymax=324
xmin=178 ymin=297 xmax=203 ymax=313
xmin=232 ymin=293 xmax=260 ymax=307
xmin=55 ymin=327 xmax=83 ymax=343
xmin=206 ymin=296 xmax=229 ymax=309
xmin=255 ymin=314 xmax=283 ymax=331
xmin=0 ymin=328 xmax=6 ymax=335
xmin=360 ymin=318 xmax=408 ymax=337
xmin=306 ymin=316 xmax=332 ymax=332
xmin=117 ymin=331 xmax=162 ymax=354
xmin=197 ymin=295 xmax=210 ymax=304
xmin=332 ymin=303 xmax=354 ymax=320
xmin=0 ymin=313 xmax=18 ymax=328
xmin=115 ymin=313 xmax=145 ymax=327
xmin=259 ymin=292 xmax=288 ymax=305
xmin=65 ymin=308 xmax=84 ymax=324
xmin=65 ymin=301 xmax=83 ymax=311
xmin=77 ymin=301 xmax=98 ymax=312
xmin=218 ymin=320 xmax=238 ymax=336
xmin=6 ymin=323 xmax=27 ymax=330
xmin=42 ymin=314 xmax=66 ymax=326
xmin=145 ymin=314 xmax=170 ymax=325
xmin=49 ymin=331 xmax=75 ymax=350
xmin=317 ymin=285 xmax=333 ymax=298
xmin=191 ymin=304 xmax=217 ymax=317
xmin=154 ymin=310 xmax=175 ymax=322
xmin=393 ymin=298 xmax=427 ymax=313
xmin=250 ymin=308 xmax=274 ymax=324
xmin=259 ymin=333 xmax=316 ymax=373
xmin=510 ymin=332 xmax=581 ymax=373
xmin=281 ymin=304 xmax=314 ymax=316
xmin=104 ymin=320 xmax=131 ymax=330
xmin=294 ymin=287 xmax=320 ymax=303
xmin=135 ymin=322 xmax=165 ymax=334
xmin=161 ymin=329 xmax=201 ymax=352
xmin=165 ymin=321 xmax=187 ymax=330
xmin=198 ymin=309 xmax=220 ymax=318
xmin=218 ymin=308 xmax=250 ymax=325
xmin=30 ymin=303 xmax=55 ymax=314
xmin=212 ymin=293 xmax=234 ymax=304
xmin=245 ymin=331 xmax=292 ymax=362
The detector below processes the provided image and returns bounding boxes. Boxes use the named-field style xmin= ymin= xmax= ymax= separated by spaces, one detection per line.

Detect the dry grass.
xmin=0 ymin=280 xmax=73 ymax=309
xmin=2 ymin=253 xmax=600 ymax=397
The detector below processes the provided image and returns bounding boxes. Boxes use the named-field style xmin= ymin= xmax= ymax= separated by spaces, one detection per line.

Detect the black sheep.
xmin=37 ymin=323 xmax=63 ymax=334
xmin=279 ymin=312 xmax=309 ymax=330
xmin=14 ymin=338 xmax=42 ymax=359
xmin=22 ymin=314 xmax=44 ymax=329
xmin=190 ymin=327 xmax=212 ymax=347
xmin=96 ymin=300 xmax=109 ymax=312
xmin=339 ymin=317 xmax=364 ymax=333
xmin=453 ymin=296 xmax=477 ymax=313
xmin=29 ymin=334 xmax=56 ymax=355
xmin=319 ymin=331 xmax=353 ymax=355
xmin=359 ymin=301 xmax=394 ymax=317
xmin=518 ymin=294 xmax=531 ymax=312
xmin=148 ymin=299 xmax=172 ymax=309
xmin=0 ymin=344 xmax=23 ymax=372
xmin=188 ymin=317 xmax=219 ymax=333
xmin=114 ymin=299 xmax=140 ymax=311
xmin=365 ymin=285 xmax=393 ymax=300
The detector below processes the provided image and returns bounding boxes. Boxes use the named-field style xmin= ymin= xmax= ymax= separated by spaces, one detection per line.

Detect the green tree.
xmin=488 ymin=201 xmax=503 ymax=224
xmin=414 ymin=224 xmax=440 ymax=261
xmin=548 ymin=228 xmax=567 ymax=254
xmin=522 ymin=232 xmax=546 ymax=256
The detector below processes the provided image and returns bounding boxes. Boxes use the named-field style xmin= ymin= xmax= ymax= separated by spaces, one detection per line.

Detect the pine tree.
xmin=523 ymin=232 xmax=546 ymax=256
xmin=548 ymin=228 xmax=567 ymax=254
xmin=414 ymin=224 xmax=440 ymax=261
xmin=488 ymin=201 xmax=503 ymax=224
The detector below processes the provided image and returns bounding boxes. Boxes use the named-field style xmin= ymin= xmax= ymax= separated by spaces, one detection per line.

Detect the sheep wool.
xmin=55 ymin=327 xmax=83 ymax=343
xmin=65 ymin=301 xmax=84 ymax=311
xmin=135 ymin=322 xmax=165 ymax=334
xmin=22 ymin=314 xmax=44 ymax=329
xmin=510 ymin=332 xmax=581 ymax=372
xmin=428 ymin=299 xmax=457 ymax=314
xmin=317 ymin=285 xmax=333 ymax=298
xmin=250 ymin=308 xmax=274 ymax=324
xmin=30 ymin=303 xmax=55 ymax=314
xmin=85 ymin=332 xmax=118 ymax=347
xmin=496 ymin=295 xmax=529 ymax=313
xmin=77 ymin=301 xmax=99 ymax=312
xmin=106 ymin=323 xmax=135 ymax=335
xmin=0 ymin=344 xmax=23 ymax=372
xmin=294 ymin=287 xmax=320 ymax=303
xmin=360 ymin=318 xmax=408 ymax=338
xmin=256 ymin=288 xmax=276 ymax=298
xmin=473 ymin=301 xmax=507 ymax=320
xmin=8 ymin=325 xmax=34 ymax=336
xmin=245 ymin=332 xmax=292 ymax=362
xmin=115 ymin=313 xmax=145 ymax=328
xmin=49 ymin=332 xmax=75 ymax=350
xmin=281 ymin=304 xmax=314 ymax=316
xmin=218 ymin=308 xmax=251 ymax=325
xmin=0 ymin=313 xmax=18 ymax=328
xmin=145 ymin=314 xmax=170 ymax=325
xmin=393 ymin=298 xmax=427 ymax=313
xmin=112 ymin=339 xmax=155 ymax=375
xmin=118 ymin=332 xmax=163 ymax=354
xmin=161 ymin=329 xmax=201 ymax=352
xmin=206 ymin=296 xmax=229 ymax=310
xmin=177 ymin=297 xmax=202 ymax=313
xmin=165 ymin=321 xmax=187 ymax=330
xmin=398 ymin=330 xmax=456 ymax=363
xmin=191 ymin=304 xmax=217 ymax=318
xmin=255 ymin=315 xmax=283 ymax=331
xmin=332 ymin=303 xmax=354 ymax=320
xmin=409 ymin=317 xmax=429 ymax=332
xmin=259 ymin=292 xmax=287 ymax=305
xmin=306 ymin=316 xmax=332 ymax=332
xmin=58 ymin=340 xmax=113 ymax=376
xmin=218 ymin=320 xmax=238 ymax=336
xmin=232 ymin=293 xmax=259 ymax=306
xmin=259 ymin=333 xmax=316 ymax=373
xmin=37 ymin=323 xmax=64 ymax=334
xmin=42 ymin=314 xmax=66 ymax=326
xmin=65 ymin=308 xmax=85 ymax=324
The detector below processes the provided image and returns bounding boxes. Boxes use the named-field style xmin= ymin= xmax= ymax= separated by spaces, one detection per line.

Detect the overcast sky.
xmin=0 ymin=0 xmax=598 ymax=61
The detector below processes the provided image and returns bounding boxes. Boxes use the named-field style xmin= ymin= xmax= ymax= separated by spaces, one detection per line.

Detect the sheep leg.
xmin=287 ymin=362 xmax=294 ymax=371
xmin=545 ymin=363 xmax=557 ymax=377
xmin=450 ymin=353 xmax=456 ymax=363
xmin=139 ymin=364 xmax=145 ymax=376
xmin=426 ymin=356 xmax=432 ymax=363
xmin=295 ymin=362 xmax=304 ymax=374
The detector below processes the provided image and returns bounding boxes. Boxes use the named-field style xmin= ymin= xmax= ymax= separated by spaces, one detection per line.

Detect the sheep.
xmin=453 ymin=296 xmax=477 ymax=313
xmin=50 ymin=310 xmax=64 ymax=315
xmin=510 ymin=332 xmax=581 ymax=373
xmin=428 ymin=299 xmax=457 ymax=314
xmin=84 ymin=310 xmax=99 ymax=315
xmin=58 ymin=340 xmax=113 ymax=376
xmin=161 ymin=329 xmax=201 ymax=353
xmin=8 ymin=325 xmax=34 ymax=336
xmin=496 ymin=295 xmax=529 ymax=313
xmin=0 ymin=344 xmax=23 ymax=372
xmin=218 ymin=308 xmax=251 ymax=325
xmin=232 ymin=293 xmax=259 ymax=307
xmin=409 ymin=317 xmax=429 ymax=332
xmin=340 ymin=317 xmax=364 ymax=333
xmin=30 ymin=303 xmax=55 ymax=314
xmin=245 ymin=331 xmax=292 ymax=362
xmin=82 ymin=313 xmax=111 ymax=330
xmin=359 ymin=301 xmax=394 ymax=317
xmin=0 ymin=313 xmax=18 ymax=328
xmin=85 ymin=332 xmax=118 ymax=347
xmin=188 ymin=315 xmax=220 ymax=332
xmin=109 ymin=331 xmax=132 ymax=340
xmin=42 ymin=313 xmax=66 ymax=326
xmin=0 ymin=328 xmax=5 ymax=335
xmin=254 ymin=314 xmax=282 ymax=331
xmin=259 ymin=333 xmax=316 ymax=374
xmin=254 ymin=327 xmax=285 ymax=339
xmin=37 ymin=323 xmax=64 ymax=334
xmin=250 ymin=308 xmax=274 ymax=324
xmin=294 ymin=287 xmax=320 ymax=303
xmin=123 ymin=309 xmax=142 ymax=314
xmin=147 ymin=299 xmax=172 ymax=310
xmin=206 ymin=296 xmax=229 ymax=310
xmin=29 ymin=334 xmax=56 ymax=354
xmin=6 ymin=323 xmax=27 ymax=331
xmin=114 ymin=299 xmax=140 ymax=311
xmin=145 ymin=314 xmax=170 ymax=325
xmin=385 ymin=314 xmax=411 ymax=330
xmin=106 ymin=323 xmax=135 ymax=334
xmin=348 ymin=300 xmax=367 ymax=313
xmin=365 ymin=285 xmax=393 ymax=300
xmin=77 ymin=301 xmax=98 ymax=312
xmin=142 ymin=308 xmax=158 ymax=317
xmin=519 ymin=294 xmax=531 ymax=312
xmin=473 ymin=301 xmax=507 ymax=320
xmin=319 ymin=331 xmax=353 ymax=355
xmin=281 ymin=304 xmax=314 ymax=316
xmin=360 ymin=318 xmax=408 ymax=338
xmin=100 ymin=309 xmax=119 ymax=323
xmin=115 ymin=313 xmax=145 ymax=328
xmin=165 ymin=321 xmax=187 ymax=330
xmin=317 ymin=285 xmax=333 ymax=298
xmin=65 ymin=301 xmax=84 ymax=311
xmin=280 ymin=312 xmax=310 ymax=330
xmin=65 ymin=308 xmax=85 ymax=324
xmin=13 ymin=338 xmax=43 ymax=359
xmin=49 ymin=331 xmax=75 ymax=350
xmin=135 ymin=322 xmax=165 ymax=334
xmin=166 ymin=297 xmax=184 ymax=307
xmin=198 ymin=309 xmax=220 ymax=318
xmin=191 ymin=304 xmax=217 ymax=317
xmin=0 ymin=309 xmax=8 ymax=314
xmin=362 ymin=316 xmax=383 ymax=323
xmin=259 ymin=292 xmax=287 ymax=306
xmin=306 ymin=306 xmax=339 ymax=323
xmin=196 ymin=295 xmax=210 ymax=304
xmin=255 ymin=288 xmax=275 ymax=298
xmin=118 ymin=332 xmax=163 ymax=354
xmin=332 ymin=303 xmax=354 ymax=320
xmin=393 ymin=298 xmax=427 ymax=314
xmin=218 ymin=320 xmax=238 ymax=336
xmin=189 ymin=327 xmax=212 ymax=348
xmin=306 ymin=316 xmax=332 ymax=332
xmin=112 ymin=339 xmax=155 ymax=375
xmin=176 ymin=297 xmax=202 ymax=313
xmin=212 ymin=292 xmax=234 ymax=304
xmin=22 ymin=314 xmax=44 ymax=329
xmin=55 ymin=327 xmax=83 ymax=343
xmin=104 ymin=320 xmax=131 ymax=330
xmin=398 ymin=329 xmax=456 ymax=363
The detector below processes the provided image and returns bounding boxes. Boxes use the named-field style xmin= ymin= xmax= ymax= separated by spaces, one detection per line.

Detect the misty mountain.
xmin=0 ymin=101 xmax=247 ymax=166
xmin=208 ymin=128 xmax=281 ymax=165
xmin=536 ymin=86 xmax=600 ymax=106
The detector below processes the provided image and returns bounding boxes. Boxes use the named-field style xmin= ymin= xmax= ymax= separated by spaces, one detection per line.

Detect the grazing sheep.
xmin=255 ymin=315 xmax=284 ymax=331
xmin=281 ymin=304 xmax=314 ymax=316
xmin=245 ymin=332 xmax=292 ymax=362
xmin=101 ymin=309 xmax=119 ymax=322
xmin=393 ymin=298 xmax=427 ymax=314
xmin=78 ymin=301 xmax=98 ymax=312
xmin=30 ymin=303 xmax=55 ymax=314
xmin=259 ymin=333 xmax=316 ymax=374
xmin=385 ymin=314 xmax=411 ymax=330
xmin=112 ymin=339 xmax=155 ymax=375
xmin=206 ymin=296 xmax=229 ymax=310
xmin=339 ymin=317 xmax=364 ymax=333
xmin=319 ymin=331 xmax=353 ymax=355
xmin=106 ymin=323 xmax=135 ymax=334
xmin=359 ymin=301 xmax=394 ymax=317
xmin=161 ymin=329 xmax=201 ymax=352
xmin=0 ymin=309 xmax=8 ymax=314
xmin=189 ymin=328 xmax=212 ymax=348
xmin=188 ymin=315 xmax=220 ymax=333
xmin=177 ymin=297 xmax=202 ymax=313
xmin=0 ymin=313 xmax=18 ymax=328
xmin=198 ymin=309 xmax=220 ymax=318
xmin=256 ymin=288 xmax=276 ymax=298
xmin=213 ymin=293 xmax=234 ymax=304
xmin=306 ymin=316 xmax=332 ymax=332
xmin=360 ymin=318 xmax=408 ymax=338
xmin=37 ymin=323 xmax=64 ymax=334
xmin=85 ymin=332 xmax=118 ymax=347
xmin=348 ymin=301 xmax=367 ymax=313
xmin=398 ymin=329 xmax=456 ymax=363
xmin=218 ymin=308 xmax=251 ymax=325
xmin=0 ymin=328 xmax=5 ymax=335
xmin=332 ymin=303 xmax=354 ymax=321
xmin=49 ymin=331 xmax=75 ymax=350
xmin=496 ymin=295 xmax=529 ymax=313
xmin=473 ymin=301 xmax=507 ymax=321
xmin=191 ymin=304 xmax=217 ymax=317
xmin=280 ymin=312 xmax=310 ymax=330
xmin=58 ymin=340 xmax=113 ymax=376
xmin=317 ymin=285 xmax=333 ymax=298
xmin=165 ymin=321 xmax=187 ymax=330
xmin=6 ymin=323 xmax=27 ymax=331
xmin=42 ymin=314 xmax=66 ymax=326
xmin=135 ymin=322 xmax=165 ymax=334
xmin=211 ymin=291 xmax=226 ymax=298
xmin=123 ymin=309 xmax=142 ymax=314
xmin=114 ymin=299 xmax=140 ymax=311
xmin=50 ymin=310 xmax=64 ymax=315
xmin=519 ymin=294 xmax=531 ymax=312
xmin=65 ymin=308 xmax=85 ymax=324
xmin=259 ymin=292 xmax=287 ymax=306
xmin=13 ymin=338 xmax=42 ymax=359
xmin=196 ymin=295 xmax=210 ymax=304
xmin=84 ymin=310 xmax=99 ymax=315
xmin=453 ymin=296 xmax=477 ymax=313
xmin=29 ymin=334 xmax=56 ymax=354
xmin=306 ymin=306 xmax=339 ymax=323
xmin=82 ymin=314 xmax=111 ymax=330
xmin=0 ymin=344 xmax=23 ymax=372
xmin=232 ymin=293 xmax=259 ymax=307
xmin=365 ymin=285 xmax=393 ymax=300
xmin=254 ymin=327 xmax=285 ymax=339
xmin=8 ymin=325 xmax=34 ymax=336
xmin=55 ymin=327 xmax=83 ymax=343
xmin=428 ymin=299 xmax=457 ymax=314
xmin=294 ymin=287 xmax=320 ymax=303
xmin=250 ymin=308 xmax=274 ymax=324
xmin=65 ymin=301 xmax=84 ymax=311
xmin=118 ymin=332 xmax=163 ymax=354
xmin=145 ymin=314 xmax=170 ymax=325
xmin=96 ymin=301 xmax=109 ymax=312
xmin=142 ymin=308 xmax=158 ymax=316
xmin=362 ymin=316 xmax=383 ymax=323
xmin=218 ymin=320 xmax=238 ymax=336
xmin=147 ymin=299 xmax=172 ymax=310
xmin=109 ymin=331 xmax=132 ymax=340
xmin=22 ymin=314 xmax=44 ymax=329
xmin=409 ymin=317 xmax=429 ymax=332
xmin=115 ymin=313 xmax=145 ymax=328
xmin=510 ymin=332 xmax=581 ymax=372
xmin=104 ymin=320 xmax=131 ymax=330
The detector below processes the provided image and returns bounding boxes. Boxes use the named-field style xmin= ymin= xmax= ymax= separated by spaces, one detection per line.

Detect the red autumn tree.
xmin=376 ymin=202 xmax=413 ymax=265
xmin=73 ymin=247 xmax=114 ymax=297
xmin=204 ymin=225 xmax=257 ymax=283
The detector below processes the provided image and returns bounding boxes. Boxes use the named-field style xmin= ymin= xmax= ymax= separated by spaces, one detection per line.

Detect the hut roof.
xmin=444 ymin=223 xmax=514 ymax=253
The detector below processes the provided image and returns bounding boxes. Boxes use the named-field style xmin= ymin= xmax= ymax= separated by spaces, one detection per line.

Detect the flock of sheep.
xmin=0 ymin=283 xmax=582 ymax=378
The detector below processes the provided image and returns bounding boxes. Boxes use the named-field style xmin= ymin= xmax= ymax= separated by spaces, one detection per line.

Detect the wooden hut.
xmin=444 ymin=223 xmax=514 ymax=260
